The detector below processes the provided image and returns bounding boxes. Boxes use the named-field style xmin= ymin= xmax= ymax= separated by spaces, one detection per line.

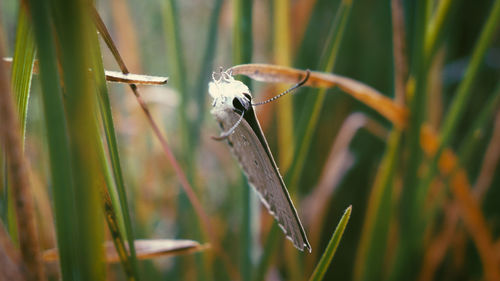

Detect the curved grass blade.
xmin=450 ymin=171 xmax=500 ymax=281
xmin=230 ymin=64 xmax=407 ymax=128
xmin=308 ymin=205 xmax=352 ymax=281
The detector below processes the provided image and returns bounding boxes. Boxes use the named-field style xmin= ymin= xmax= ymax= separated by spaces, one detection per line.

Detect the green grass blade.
xmin=163 ymin=0 xmax=192 ymax=161
xmin=252 ymin=223 xmax=280 ymax=281
xmin=90 ymin=22 xmax=140 ymax=280
xmin=274 ymin=0 xmax=294 ymax=171
xmin=287 ymin=0 xmax=354 ymax=191
xmin=438 ymin=0 xmax=500 ymax=155
xmin=27 ymin=0 xmax=84 ymax=279
xmin=233 ymin=0 xmax=254 ymax=280
xmin=424 ymin=0 xmax=454 ymax=61
xmin=192 ymin=0 xmax=223 ymax=144
xmin=11 ymin=6 xmax=35 ymax=143
xmin=308 ymin=205 xmax=352 ymax=281
xmin=254 ymin=2 xmax=353 ymax=278
xmin=353 ymin=131 xmax=401 ymax=281
xmin=393 ymin=1 xmax=430 ymax=279
xmin=408 ymin=0 xmax=500 ymax=246
xmin=47 ymin=0 xmax=107 ymax=279
xmin=458 ymin=82 xmax=500 ymax=164
xmin=5 ymin=4 xmax=36 ymax=245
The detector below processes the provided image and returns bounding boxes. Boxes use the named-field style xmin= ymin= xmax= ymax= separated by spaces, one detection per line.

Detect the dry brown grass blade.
xmin=390 ymin=0 xmax=408 ymax=105
xmin=3 ymin=58 xmax=168 ymax=85
xmin=473 ymin=110 xmax=500 ymax=198
xmin=110 ymin=0 xmax=142 ymax=73
xmin=0 ymin=40 xmax=45 ymax=281
xmin=291 ymin=0 xmax=318 ymax=50
xmin=104 ymin=71 xmax=168 ymax=85
xmin=451 ymin=170 xmax=500 ymax=281
xmin=43 ymin=239 xmax=207 ymax=263
xmin=419 ymin=125 xmax=500 ymax=281
xmin=0 ymin=220 xmax=25 ymax=281
xmin=418 ymin=202 xmax=459 ymax=281
xmin=230 ymin=63 xmax=408 ymax=128
xmin=420 ymin=125 xmax=457 ymax=176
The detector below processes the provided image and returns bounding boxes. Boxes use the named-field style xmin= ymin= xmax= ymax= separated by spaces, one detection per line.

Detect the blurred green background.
xmin=0 ymin=0 xmax=499 ymax=280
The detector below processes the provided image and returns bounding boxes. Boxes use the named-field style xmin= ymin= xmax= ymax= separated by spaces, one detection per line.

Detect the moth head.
xmin=208 ymin=69 xmax=253 ymax=111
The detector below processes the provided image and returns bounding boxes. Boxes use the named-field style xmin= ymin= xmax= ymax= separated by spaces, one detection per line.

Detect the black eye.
xmin=232 ymin=95 xmax=250 ymax=112
xmin=244 ymin=93 xmax=252 ymax=101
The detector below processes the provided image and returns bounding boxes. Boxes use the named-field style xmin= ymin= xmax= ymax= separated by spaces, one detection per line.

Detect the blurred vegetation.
xmin=0 ymin=0 xmax=499 ymax=280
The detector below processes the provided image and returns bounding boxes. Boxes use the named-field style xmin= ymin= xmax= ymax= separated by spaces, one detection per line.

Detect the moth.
xmin=208 ymin=68 xmax=311 ymax=252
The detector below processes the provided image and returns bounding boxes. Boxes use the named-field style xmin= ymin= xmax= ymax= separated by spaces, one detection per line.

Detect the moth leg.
xmin=211 ymin=109 xmax=246 ymax=141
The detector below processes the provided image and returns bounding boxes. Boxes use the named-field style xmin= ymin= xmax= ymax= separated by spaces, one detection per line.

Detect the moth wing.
xmin=221 ymin=108 xmax=311 ymax=252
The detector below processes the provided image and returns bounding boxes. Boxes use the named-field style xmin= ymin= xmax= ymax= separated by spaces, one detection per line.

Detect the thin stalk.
xmin=163 ymin=0 xmax=191 ymax=164
xmin=274 ymin=0 xmax=294 ymax=172
xmin=192 ymin=0 xmax=224 ymax=145
xmin=424 ymin=0 xmax=454 ymax=61
xmin=393 ymin=0 xmax=429 ymax=279
xmin=233 ymin=0 xmax=254 ymax=280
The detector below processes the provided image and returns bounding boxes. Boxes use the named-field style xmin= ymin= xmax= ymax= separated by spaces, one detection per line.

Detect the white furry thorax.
xmin=208 ymin=70 xmax=251 ymax=120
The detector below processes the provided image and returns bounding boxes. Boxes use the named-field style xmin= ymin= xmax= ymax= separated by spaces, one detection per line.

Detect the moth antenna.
xmin=211 ymin=110 xmax=246 ymax=141
xmin=252 ymin=69 xmax=310 ymax=106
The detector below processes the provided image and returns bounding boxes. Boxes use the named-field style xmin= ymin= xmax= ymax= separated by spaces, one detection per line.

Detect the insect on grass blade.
xmin=209 ymin=69 xmax=311 ymax=252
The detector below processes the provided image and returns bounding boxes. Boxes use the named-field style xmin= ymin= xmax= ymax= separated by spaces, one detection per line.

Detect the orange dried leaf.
xmin=451 ymin=170 xmax=500 ymax=281
xmin=230 ymin=63 xmax=408 ymax=128
xmin=420 ymin=125 xmax=439 ymax=156
xmin=420 ymin=125 xmax=458 ymax=176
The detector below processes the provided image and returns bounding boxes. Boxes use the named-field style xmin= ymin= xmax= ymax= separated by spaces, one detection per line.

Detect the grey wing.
xmin=221 ymin=110 xmax=311 ymax=252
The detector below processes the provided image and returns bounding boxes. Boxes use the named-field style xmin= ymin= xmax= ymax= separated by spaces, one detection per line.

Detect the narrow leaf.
xmin=43 ymin=239 xmax=207 ymax=263
xmin=308 ymin=205 xmax=352 ymax=281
